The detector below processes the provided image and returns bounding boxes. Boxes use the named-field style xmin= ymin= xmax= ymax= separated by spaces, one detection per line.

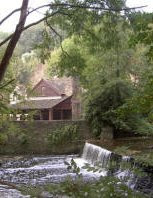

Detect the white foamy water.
xmin=0 ymin=154 xmax=106 ymax=190
xmin=0 ymin=185 xmax=30 ymax=198
xmin=0 ymin=154 xmax=103 ymax=197
xmin=0 ymin=143 xmax=138 ymax=197
xmin=82 ymin=143 xmax=112 ymax=167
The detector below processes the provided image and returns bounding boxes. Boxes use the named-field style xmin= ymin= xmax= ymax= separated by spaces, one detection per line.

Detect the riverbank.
xmin=0 ymin=120 xmax=91 ymax=155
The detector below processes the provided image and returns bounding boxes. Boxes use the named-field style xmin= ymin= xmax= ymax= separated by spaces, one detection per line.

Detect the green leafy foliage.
xmin=18 ymin=23 xmax=45 ymax=55
xmin=135 ymin=153 xmax=153 ymax=167
xmin=58 ymin=176 xmax=144 ymax=198
xmin=48 ymin=35 xmax=86 ymax=78
xmin=48 ymin=124 xmax=80 ymax=145
xmin=0 ymin=121 xmax=29 ymax=147
xmin=65 ymin=158 xmax=82 ymax=177
xmin=48 ymin=12 xmax=153 ymax=137
xmin=22 ymin=177 xmax=145 ymax=198
xmin=86 ymin=79 xmax=133 ymax=136
xmin=0 ymin=133 xmax=8 ymax=145
xmin=129 ymin=12 xmax=153 ymax=61
xmin=116 ymin=65 xmax=153 ymax=136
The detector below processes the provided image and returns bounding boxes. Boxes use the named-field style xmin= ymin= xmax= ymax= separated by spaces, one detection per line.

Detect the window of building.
xmin=41 ymin=110 xmax=49 ymax=120
xmin=41 ymin=86 xmax=46 ymax=96
xmin=63 ymin=110 xmax=72 ymax=120
xmin=53 ymin=109 xmax=61 ymax=120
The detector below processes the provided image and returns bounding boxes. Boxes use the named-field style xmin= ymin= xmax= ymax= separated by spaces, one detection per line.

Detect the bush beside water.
xmin=0 ymin=121 xmax=85 ymax=154
xmin=47 ymin=124 xmax=80 ymax=145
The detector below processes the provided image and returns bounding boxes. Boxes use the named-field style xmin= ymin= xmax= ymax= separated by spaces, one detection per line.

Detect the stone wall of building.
xmin=0 ymin=120 xmax=91 ymax=155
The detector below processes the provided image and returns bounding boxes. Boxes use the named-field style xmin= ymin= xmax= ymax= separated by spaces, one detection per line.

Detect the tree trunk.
xmin=0 ymin=0 xmax=29 ymax=83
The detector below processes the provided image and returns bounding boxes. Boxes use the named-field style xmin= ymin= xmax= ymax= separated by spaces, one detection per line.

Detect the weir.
xmin=0 ymin=142 xmax=153 ymax=197
xmin=82 ymin=142 xmax=112 ymax=167
xmin=81 ymin=143 xmax=140 ymax=189
xmin=81 ymin=142 xmax=134 ymax=177
xmin=81 ymin=142 xmax=153 ymax=196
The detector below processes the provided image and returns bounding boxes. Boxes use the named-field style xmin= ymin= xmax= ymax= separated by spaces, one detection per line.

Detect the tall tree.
xmin=0 ymin=0 xmax=145 ymax=82
xmin=0 ymin=0 xmax=29 ymax=82
xmin=47 ymin=11 xmax=152 ymax=135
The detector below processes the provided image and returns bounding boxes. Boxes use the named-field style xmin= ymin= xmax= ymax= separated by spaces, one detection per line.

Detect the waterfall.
xmin=81 ymin=142 xmax=138 ymax=189
xmin=82 ymin=143 xmax=112 ymax=167
xmin=81 ymin=143 xmax=133 ymax=176
xmin=81 ymin=143 xmax=135 ymax=174
xmin=0 ymin=143 xmax=152 ymax=196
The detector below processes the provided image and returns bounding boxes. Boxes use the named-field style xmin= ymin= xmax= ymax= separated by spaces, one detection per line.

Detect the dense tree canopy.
xmin=47 ymin=8 xmax=153 ymax=136
xmin=0 ymin=0 xmax=153 ymax=137
xmin=0 ymin=0 xmax=146 ymax=82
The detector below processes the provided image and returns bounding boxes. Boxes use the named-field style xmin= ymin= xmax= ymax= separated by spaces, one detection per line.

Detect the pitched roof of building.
xmin=32 ymin=77 xmax=73 ymax=97
xmin=11 ymin=96 xmax=71 ymax=110
xmin=43 ymin=79 xmax=63 ymax=95
xmin=31 ymin=79 xmax=61 ymax=96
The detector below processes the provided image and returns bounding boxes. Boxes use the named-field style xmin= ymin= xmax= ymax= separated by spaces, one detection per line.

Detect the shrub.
xmin=86 ymin=79 xmax=132 ymax=137
xmin=48 ymin=124 xmax=80 ymax=145
xmin=0 ymin=133 xmax=8 ymax=145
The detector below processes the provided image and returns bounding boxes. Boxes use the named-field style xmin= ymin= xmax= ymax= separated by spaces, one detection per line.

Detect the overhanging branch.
xmin=0 ymin=0 xmax=148 ymax=82
xmin=0 ymin=8 xmax=21 ymax=26
xmin=23 ymin=11 xmax=58 ymax=31
xmin=28 ymin=3 xmax=147 ymax=12
xmin=0 ymin=3 xmax=147 ymax=47
xmin=0 ymin=11 xmax=59 ymax=47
